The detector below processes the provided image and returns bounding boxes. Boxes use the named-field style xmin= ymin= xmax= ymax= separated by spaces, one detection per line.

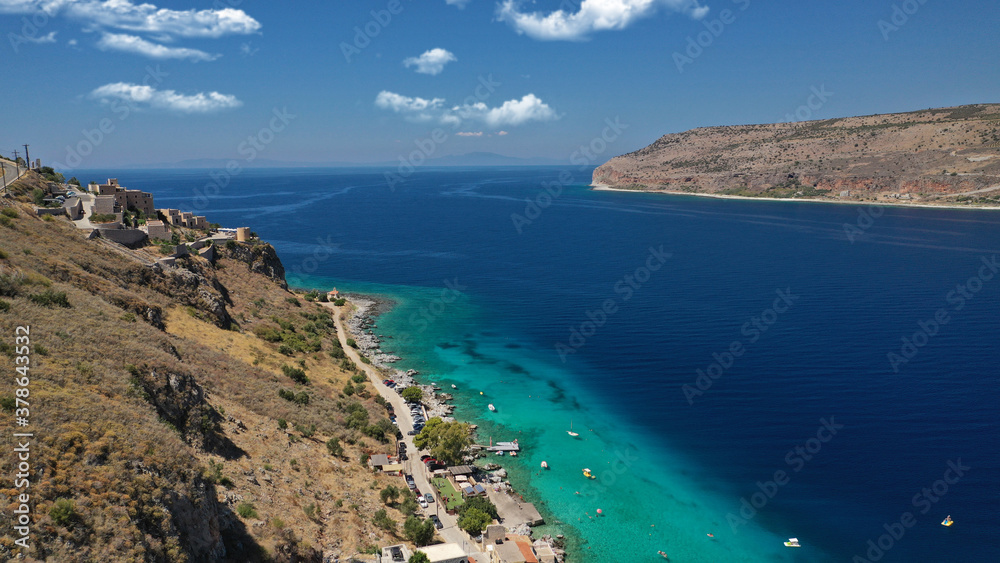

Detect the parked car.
xmin=429 ymin=514 xmax=443 ymax=529
xmin=404 ymin=474 xmax=416 ymax=489
xmin=424 ymin=493 xmax=434 ymax=504
xmin=417 ymin=496 xmax=428 ymax=509
xmin=407 ymin=430 xmax=417 ymax=436
xmin=420 ymin=454 xmax=431 ymax=461
xmin=399 ymin=453 xmax=408 ymax=461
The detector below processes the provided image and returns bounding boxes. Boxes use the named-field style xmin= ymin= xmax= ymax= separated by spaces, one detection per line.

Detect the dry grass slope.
xmin=0 ymin=173 xmax=420 ymax=562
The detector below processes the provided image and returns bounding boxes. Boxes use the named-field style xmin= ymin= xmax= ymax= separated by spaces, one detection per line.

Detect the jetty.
xmin=485 ymin=440 xmax=520 ymax=453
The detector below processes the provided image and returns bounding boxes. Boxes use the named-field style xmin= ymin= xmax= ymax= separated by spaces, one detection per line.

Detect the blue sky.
xmin=1 ymin=0 xmax=998 ymax=169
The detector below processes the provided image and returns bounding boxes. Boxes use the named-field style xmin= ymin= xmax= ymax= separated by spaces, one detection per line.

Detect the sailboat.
xmin=567 ymin=420 xmax=579 ymax=437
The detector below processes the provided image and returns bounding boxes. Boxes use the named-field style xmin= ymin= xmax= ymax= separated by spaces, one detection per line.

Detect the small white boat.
xmin=451 ymin=384 xmax=457 ymax=389
xmin=567 ymin=419 xmax=579 ymax=437
xmin=784 ymin=538 xmax=800 ymax=548
xmin=488 ymin=404 xmax=496 ymax=412
xmin=541 ymin=461 xmax=549 ymax=469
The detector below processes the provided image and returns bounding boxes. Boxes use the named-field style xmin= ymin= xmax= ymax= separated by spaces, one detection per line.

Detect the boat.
xmin=784 ymin=538 xmax=801 ymax=548
xmin=451 ymin=384 xmax=457 ymax=389
xmin=510 ymin=451 xmax=517 ymax=457
xmin=541 ymin=461 xmax=549 ymax=469
xmin=657 ymin=551 xmax=669 ymax=559
xmin=496 ymin=450 xmax=504 ymax=456
xmin=488 ymin=404 xmax=496 ymax=412
xmin=582 ymin=468 xmax=595 ymax=479
xmin=567 ymin=420 xmax=580 ymax=437
xmin=941 ymin=515 xmax=953 ymax=527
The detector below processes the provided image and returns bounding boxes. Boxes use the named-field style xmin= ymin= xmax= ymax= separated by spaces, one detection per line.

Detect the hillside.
xmin=593 ymin=103 xmax=1000 ymax=205
xmin=0 ymin=172 xmax=421 ymax=562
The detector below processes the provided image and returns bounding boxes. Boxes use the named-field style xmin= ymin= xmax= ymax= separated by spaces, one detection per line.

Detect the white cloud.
xmin=0 ymin=0 xmax=261 ymax=37
xmin=497 ymin=130 xmax=509 ymax=136
xmin=21 ymin=30 xmax=57 ymax=43
xmin=496 ymin=0 xmax=709 ymax=40
xmin=89 ymin=82 xmax=242 ymax=113
xmin=403 ymin=48 xmax=457 ymax=76
xmin=375 ymin=91 xmax=559 ymax=128
xmin=456 ymin=131 xmax=483 ymax=137
xmin=97 ymin=32 xmax=218 ymax=61
xmin=445 ymin=0 xmax=471 ymax=8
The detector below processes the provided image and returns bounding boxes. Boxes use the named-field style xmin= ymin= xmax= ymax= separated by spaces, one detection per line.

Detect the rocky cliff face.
xmin=594 ymin=103 xmax=1000 ymax=204
xmin=222 ymin=242 xmax=287 ymax=289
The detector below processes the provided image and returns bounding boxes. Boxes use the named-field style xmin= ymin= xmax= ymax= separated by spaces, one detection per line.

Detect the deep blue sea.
xmin=82 ymin=167 xmax=1000 ymax=562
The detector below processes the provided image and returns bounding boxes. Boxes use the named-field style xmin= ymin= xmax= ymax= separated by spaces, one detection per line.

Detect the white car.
xmin=417 ymin=496 xmax=428 ymax=509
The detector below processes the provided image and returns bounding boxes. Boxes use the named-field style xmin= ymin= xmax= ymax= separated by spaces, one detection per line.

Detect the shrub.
xmin=1 ymin=208 xmax=17 ymax=218
xmin=278 ymin=418 xmax=288 ymax=430
xmin=285 ymin=297 xmax=301 ymax=307
xmin=334 ymin=298 xmax=346 ymax=306
xmin=343 ymin=382 xmax=354 ymax=396
xmin=409 ymin=552 xmax=430 ymax=563
xmin=294 ymin=423 xmax=316 ymax=438
xmin=294 ymin=391 xmax=310 ymax=405
xmin=0 ymin=395 xmax=16 ymax=411
xmin=225 ymin=240 xmax=237 ymax=250
xmin=35 ymin=344 xmax=48 ymax=356
xmin=49 ymin=498 xmax=77 ymax=527
xmin=281 ymin=364 xmax=309 ymax=385
xmin=278 ymin=389 xmax=296 ymax=402
xmin=326 ymin=437 xmax=343 ymax=457
xmin=89 ymin=213 xmax=118 ymax=224
xmin=236 ymin=502 xmax=258 ymax=519
xmin=351 ymin=373 xmax=366 ymax=384
xmin=372 ymin=509 xmax=395 ymax=532
xmin=0 ymin=300 xmax=10 ymax=312
xmin=29 ymin=290 xmax=70 ymax=308
xmin=303 ymin=503 xmax=317 ymax=520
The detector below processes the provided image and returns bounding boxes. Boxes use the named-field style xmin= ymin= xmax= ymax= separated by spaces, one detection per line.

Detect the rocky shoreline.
xmin=341 ymin=294 xmax=567 ymax=560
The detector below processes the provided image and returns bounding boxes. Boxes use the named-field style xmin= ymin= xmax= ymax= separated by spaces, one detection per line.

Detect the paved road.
xmin=326 ymin=302 xmax=484 ymax=558
xmin=0 ymin=160 xmax=27 ymax=189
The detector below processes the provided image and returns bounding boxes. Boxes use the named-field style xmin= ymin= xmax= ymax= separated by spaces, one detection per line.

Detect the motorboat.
xmin=541 ymin=461 xmax=549 ymax=469
xmin=784 ymin=538 xmax=800 ymax=548
xmin=488 ymin=404 xmax=496 ymax=412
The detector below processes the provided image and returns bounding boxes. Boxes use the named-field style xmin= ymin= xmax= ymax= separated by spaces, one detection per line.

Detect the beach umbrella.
xmin=597 ymin=509 xmax=603 ymax=515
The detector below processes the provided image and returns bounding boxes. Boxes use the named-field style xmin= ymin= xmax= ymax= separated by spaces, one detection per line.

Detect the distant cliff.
xmin=593 ymin=103 xmax=1000 ymax=205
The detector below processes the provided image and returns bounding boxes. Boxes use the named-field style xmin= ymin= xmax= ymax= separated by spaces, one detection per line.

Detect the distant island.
xmin=593 ymin=103 xmax=1000 ymax=207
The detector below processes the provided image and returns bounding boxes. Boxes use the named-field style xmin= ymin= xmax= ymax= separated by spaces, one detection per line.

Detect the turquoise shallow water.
xmin=82 ymin=167 xmax=1000 ymax=562
xmin=288 ymin=278 xmax=825 ymax=562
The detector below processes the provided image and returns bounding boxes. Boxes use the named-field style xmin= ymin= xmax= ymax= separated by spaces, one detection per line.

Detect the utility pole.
xmin=22 ymin=144 xmax=29 ymax=170
xmin=13 ymin=150 xmax=20 ymax=177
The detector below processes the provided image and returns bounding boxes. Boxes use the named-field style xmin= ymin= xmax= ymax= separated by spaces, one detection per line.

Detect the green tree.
xmin=380 ymin=485 xmax=400 ymax=505
xmin=401 ymin=386 xmax=423 ymax=402
xmin=399 ymin=492 xmax=418 ymax=516
xmin=326 ymin=437 xmax=343 ymax=457
xmin=411 ymin=418 xmax=472 ymax=466
xmin=403 ymin=516 xmax=435 ymax=546
xmin=408 ymin=552 xmax=430 ymax=563
xmin=372 ymin=508 xmax=395 ymax=532
xmin=457 ymin=507 xmax=491 ymax=535
xmin=458 ymin=496 xmax=498 ymax=520
xmin=32 ymin=188 xmax=45 ymax=205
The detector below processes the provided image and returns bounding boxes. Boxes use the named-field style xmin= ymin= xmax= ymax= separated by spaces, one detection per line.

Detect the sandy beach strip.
xmin=590 ymin=183 xmax=1000 ymax=211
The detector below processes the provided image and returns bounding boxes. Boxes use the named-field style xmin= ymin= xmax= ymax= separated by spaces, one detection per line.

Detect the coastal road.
xmin=0 ymin=159 xmax=26 ymax=189
xmin=325 ymin=302 xmax=485 ymax=559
